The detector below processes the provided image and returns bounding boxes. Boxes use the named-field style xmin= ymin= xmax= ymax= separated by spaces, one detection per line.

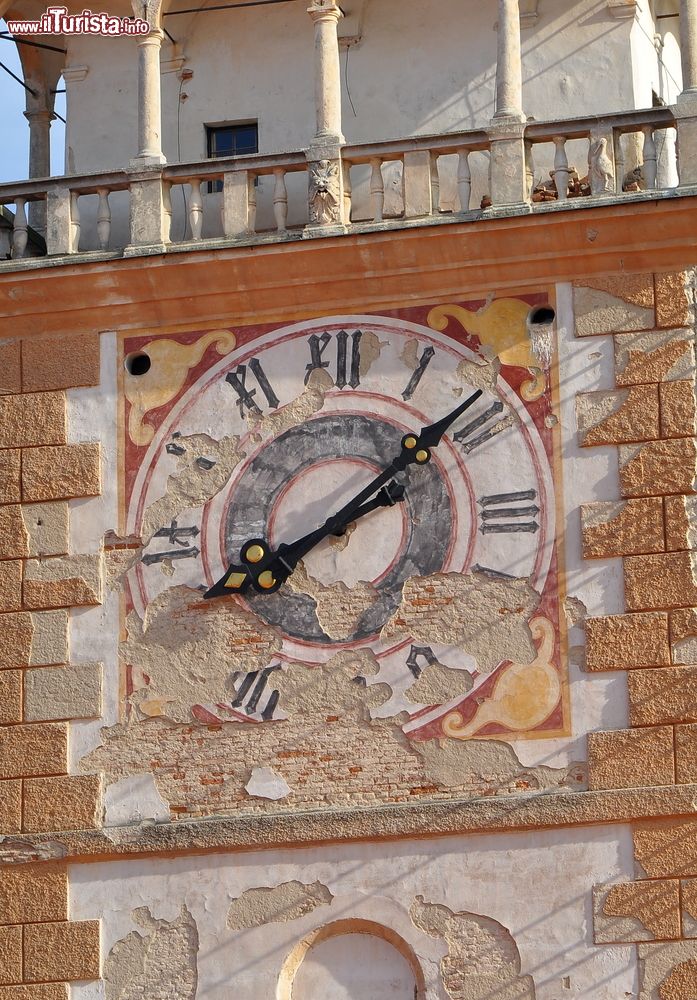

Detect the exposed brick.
xmin=619 ymin=438 xmax=697 ymax=498
xmin=585 ymin=612 xmax=671 ymax=671
xmin=0 ymin=869 xmax=67 ymax=926
xmin=21 ymin=444 xmax=101 ymax=504
xmin=22 ymin=555 xmax=102 ymax=610
xmin=0 ymin=614 xmax=33 ymax=670
xmin=615 ymin=328 xmax=695 ymax=386
xmin=0 ymin=508 xmax=28 ymax=562
xmin=0 ymin=782 xmax=21 ymax=834
xmin=23 ymin=921 xmax=100 ymax=983
xmin=0 ymin=673 xmax=21 ymax=725
xmin=0 ymin=723 xmax=67 ymax=780
xmin=0 ymin=987 xmax=68 ymax=1000
xmin=22 ymin=775 xmax=101 ymax=834
xmin=0 ymin=926 xmax=21 ymax=986
xmin=581 ymin=498 xmax=664 ymax=558
xmin=661 ymin=381 xmax=697 ymax=439
xmin=665 ymin=496 xmax=697 ymax=551
xmin=655 ymin=271 xmax=692 ymax=328
xmin=0 ymin=394 xmax=65 ymax=450
xmin=676 ymin=724 xmax=697 ymax=784
xmin=577 ymin=386 xmax=660 ymax=446
xmin=0 ymin=453 xmax=21 ymax=506
xmin=21 ymin=334 xmax=100 ymax=393
xmin=594 ymin=879 xmax=681 ymax=942
xmin=625 ymin=552 xmax=697 ymax=611
xmin=0 ymin=342 xmax=21 ymax=397
xmin=628 ymin=667 xmax=697 ymax=727
xmin=634 ymin=818 xmax=697 ymax=878
xmin=0 ymin=564 xmax=22 ymax=614
xmin=588 ymin=726 xmax=674 ymax=790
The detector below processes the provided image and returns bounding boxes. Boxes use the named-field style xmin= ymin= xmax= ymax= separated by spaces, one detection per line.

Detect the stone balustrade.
xmin=0 ymin=106 xmax=685 ymax=268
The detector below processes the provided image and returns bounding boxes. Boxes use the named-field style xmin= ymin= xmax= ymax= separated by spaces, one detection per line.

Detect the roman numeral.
xmin=453 ymin=400 xmax=509 ymax=454
xmin=153 ymin=520 xmax=200 ymax=545
xmin=142 ymin=545 xmax=200 ymax=565
xmin=225 ymin=358 xmax=280 ymax=416
xmin=305 ymin=330 xmax=362 ymax=389
xmin=402 ymin=345 xmax=435 ymax=401
xmin=478 ymin=489 xmax=539 ymax=534
xmin=405 ymin=644 xmax=440 ymax=679
xmin=230 ymin=664 xmax=281 ymax=721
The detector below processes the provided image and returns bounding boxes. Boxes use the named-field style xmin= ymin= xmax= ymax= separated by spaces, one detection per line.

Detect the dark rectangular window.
xmin=206 ymin=122 xmax=258 ymax=192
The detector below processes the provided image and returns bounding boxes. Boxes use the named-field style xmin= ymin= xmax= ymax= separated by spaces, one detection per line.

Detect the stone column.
xmin=494 ymin=0 xmax=523 ymax=120
xmin=675 ymin=0 xmax=697 ymax=183
xmin=307 ymin=0 xmax=344 ymax=144
xmin=680 ymin=0 xmax=697 ymax=95
xmin=134 ymin=27 xmax=166 ymax=165
xmin=24 ymin=107 xmax=54 ymax=235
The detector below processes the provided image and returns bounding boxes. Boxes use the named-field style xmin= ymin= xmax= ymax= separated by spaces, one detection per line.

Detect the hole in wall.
xmin=528 ymin=305 xmax=556 ymax=325
xmin=125 ymin=352 xmax=151 ymax=376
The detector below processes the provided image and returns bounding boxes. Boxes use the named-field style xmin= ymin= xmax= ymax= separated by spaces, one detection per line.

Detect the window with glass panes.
xmin=206 ymin=122 xmax=258 ymax=192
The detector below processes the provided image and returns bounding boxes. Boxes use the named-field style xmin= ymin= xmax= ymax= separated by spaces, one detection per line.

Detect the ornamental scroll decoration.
xmin=309 ymin=159 xmax=341 ymax=225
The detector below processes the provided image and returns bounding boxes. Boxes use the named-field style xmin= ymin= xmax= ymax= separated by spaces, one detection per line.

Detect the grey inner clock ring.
xmin=224 ymin=413 xmax=454 ymax=644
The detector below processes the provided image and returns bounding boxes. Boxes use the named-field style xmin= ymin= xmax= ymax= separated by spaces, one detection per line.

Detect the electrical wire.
xmin=344 ymin=42 xmax=357 ymax=117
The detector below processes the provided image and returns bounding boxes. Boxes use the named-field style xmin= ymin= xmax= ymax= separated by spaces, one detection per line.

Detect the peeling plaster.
xmin=227 ymin=881 xmax=333 ymax=930
xmin=410 ymin=895 xmax=536 ymax=999
xmin=405 ymin=659 xmax=474 ymax=705
xmin=563 ymin=596 xmax=587 ymax=626
xmin=0 ymin=837 xmax=67 ymax=864
xmin=382 ymin=571 xmax=539 ymax=673
xmin=104 ymin=905 xmax=198 ymax=1000
xmin=455 ymin=356 xmax=502 ymax=396
xmin=275 ymin=649 xmax=391 ymax=722
xmin=287 ymin=562 xmax=379 ymax=640
xmin=248 ymin=368 xmax=332 ymax=438
xmin=245 ymin=767 xmax=291 ymax=800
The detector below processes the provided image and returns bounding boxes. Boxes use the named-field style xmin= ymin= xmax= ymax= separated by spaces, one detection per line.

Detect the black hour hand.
xmin=332 ymin=480 xmax=405 ymax=535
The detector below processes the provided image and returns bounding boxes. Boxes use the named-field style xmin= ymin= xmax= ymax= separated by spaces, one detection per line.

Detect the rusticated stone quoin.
xmin=587 ymin=726 xmax=675 ymax=790
xmin=585 ymin=612 xmax=671 ymax=670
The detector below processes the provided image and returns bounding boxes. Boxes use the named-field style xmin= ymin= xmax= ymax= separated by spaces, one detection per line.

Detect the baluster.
xmin=342 ymin=161 xmax=352 ymax=224
xmin=457 ymin=150 xmax=471 ymax=212
xmin=162 ymin=182 xmax=172 ymax=243
xmin=552 ymin=136 xmax=569 ymax=202
xmin=430 ymin=154 xmax=440 ymax=213
xmin=524 ymin=140 xmax=534 ymax=202
xmin=614 ymin=132 xmax=625 ymax=193
xmin=70 ymin=191 xmax=80 ymax=251
xmin=643 ymin=125 xmax=658 ymax=189
xmin=248 ymin=174 xmax=257 ymax=233
xmin=189 ymin=181 xmax=203 ymax=240
xmin=12 ymin=197 xmax=28 ymax=259
xmin=370 ymin=158 xmax=384 ymax=222
xmin=273 ymin=168 xmax=288 ymax=232
xmin=96 ymin=188 xmax=111 ymax=250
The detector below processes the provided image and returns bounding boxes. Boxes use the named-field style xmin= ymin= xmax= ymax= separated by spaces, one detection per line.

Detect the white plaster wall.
xmin=69 ymin=824 xmax=636 ymax=999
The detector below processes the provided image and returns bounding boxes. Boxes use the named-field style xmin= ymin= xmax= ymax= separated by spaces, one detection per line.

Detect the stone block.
xmin=577 ymin=386 xmax=659 ymax=446
xmin=0 ymin=563 xmax=22 ymax=614
xmin=0 ymin=614 xmax=33 ymax=670
xmin=637 ymin=939 xmax=697 ymax=999
xmin=0 ymin=342 xmax=21 ymax=396
xmin=0 ymin=781 xmax=21 ymax=834
xmin=655 ymin=271 xmax=692 ymax=329
xmin=574 ymin=275 xmax=655 ymax=336
xmin=661 ymin=381 xmax=697 ymax=439
xmin=634 ymin=819 xmax=697 ymax=879
xmin=665 ymin=496 xmax=697 ymax=552
xmin=675 ymin=724 xmax=697 ymax=784
xmin=628 ymin=667 xmax=697 ymax=727
xmin=21 ymin=444 xmax=101 ymax=503
xmin=625 ymin=552 xmax=697 ymax=611
xmin=681 ymin=878 xmax=697 ymax=937
xmin=0 ymin=508 xmax=28 ymax=561
xmin=0 ymin=926 xmax=21 ymax=986
xmin=20 ymin=503 xmax=68 ymax=559
xmin=22 ymin=774 xmax=101 ymax=834
xmin=23 ymin=921 xmax=100 ymax=983
xmin=615 ymin=328 xmax=696 ymax=386
xmin=581 ymin=498 xmax=664 ymax=558
xmin=22 ymin=555 xmax=102 ymax=611
xmin=619 ymin=438 xmax=697 ymax=498
xmin=593 ymin=879 xmax=681 ymax=942
xmin=670 ymin=608 xmax=697 ymax=665
xmin=0 ymin=869 xmax=67 ymax=926
xmin=0 ymin=394 xmax=66 ymax=450
xmin=0 ymin=988 xmax=68 ymax=1000
xmin=28 ymin=611 xmax=67 ymax=667
xmin=0 ymin=452 xmax=21 ymax=505
xmin=24 ymin=663 xmax=102 ymax=722
xmin=0 ymin=723 xmax=67 ymax=780
xmin=21 ymin=334 xmax=100 ymax=393
xmin=585 ymin=612 xmax=671 ymax=671
xmin=0 ymin=673 xmax=21 ymax=725
xmin=587 ymin=726 xmax=674 ymax=790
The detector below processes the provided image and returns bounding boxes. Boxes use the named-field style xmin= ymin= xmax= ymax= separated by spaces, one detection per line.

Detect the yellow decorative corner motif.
xmin=125 ymin=330 xmax=236 ymax=446
xmin=427 ymin=299 xmax=546 ymax=401
xmin=442 ymin=616 xmax=559 ymax=739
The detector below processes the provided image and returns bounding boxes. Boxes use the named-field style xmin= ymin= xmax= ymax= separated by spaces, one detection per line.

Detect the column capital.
xmin=23 ymin=109 xmax=56 ymax=125
xmin=307 ymin=0 xmax=342 ymax=23
xmin=137 ymin=27 xmax=164 ymax=45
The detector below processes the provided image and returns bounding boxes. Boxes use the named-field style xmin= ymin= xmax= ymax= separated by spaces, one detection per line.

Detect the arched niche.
xmin=277 ymin=917 xmax=426 ymax=1000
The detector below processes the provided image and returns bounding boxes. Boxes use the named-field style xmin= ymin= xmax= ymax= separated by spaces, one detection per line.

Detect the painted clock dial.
xmin=123 ymin=302 xmax=566 ymax=742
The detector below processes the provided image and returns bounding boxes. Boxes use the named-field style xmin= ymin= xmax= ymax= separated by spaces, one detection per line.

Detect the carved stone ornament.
xmin=309 ymin=158 xmax=341 ymax=225
xmin=588 ymin=137 xmax=615 ymax=194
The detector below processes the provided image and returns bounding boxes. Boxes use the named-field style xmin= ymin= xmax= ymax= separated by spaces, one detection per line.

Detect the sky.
xmin=0 ymin=22 xmax=66 ymax=183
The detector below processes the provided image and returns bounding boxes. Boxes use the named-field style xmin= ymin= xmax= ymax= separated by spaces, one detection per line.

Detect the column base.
xmin=129 ymin=153 xmax=167 ymax=169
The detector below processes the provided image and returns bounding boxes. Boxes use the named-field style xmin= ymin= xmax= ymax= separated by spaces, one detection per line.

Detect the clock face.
xmin=122 ymin=301 xmax=566 ymax=741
